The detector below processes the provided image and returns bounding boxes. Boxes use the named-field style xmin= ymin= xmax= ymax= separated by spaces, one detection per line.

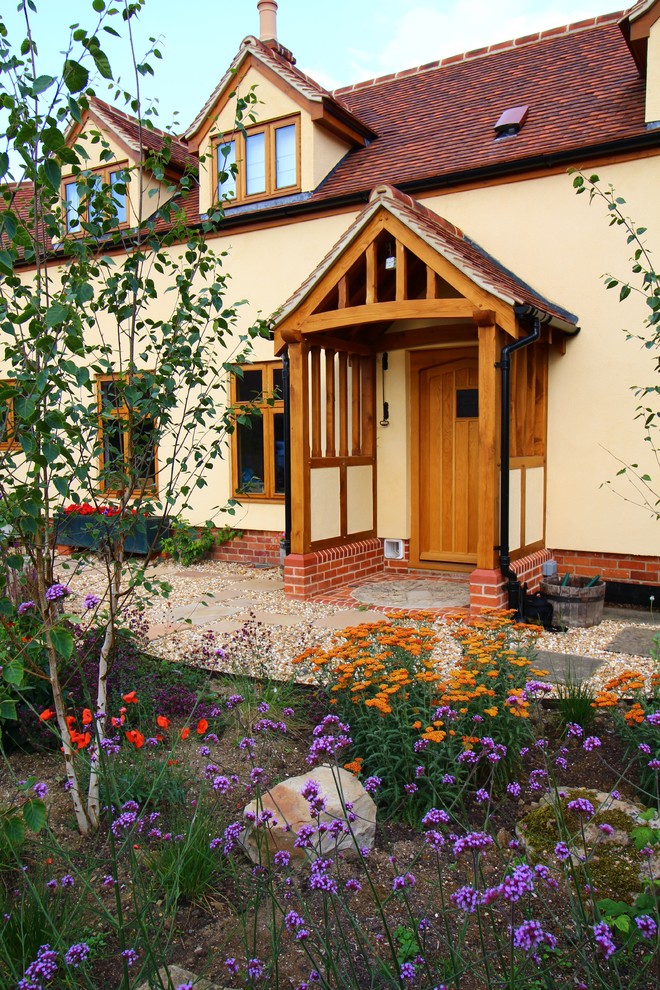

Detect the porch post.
xmin=287 ymin=340 xmax=311 ymax=554
xmin=476 ymin=313 xmax=500 ymax=570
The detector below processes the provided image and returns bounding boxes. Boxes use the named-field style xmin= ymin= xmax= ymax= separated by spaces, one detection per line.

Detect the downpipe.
xmin=497 ymin=308 xmax=543 ymax=616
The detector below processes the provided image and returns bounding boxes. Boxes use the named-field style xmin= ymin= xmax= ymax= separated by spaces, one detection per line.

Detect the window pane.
xmin=236 ymin=418 xmax=265 ymax=493
xmin=0 ymin=402 xmax=12 ymax=447
xmin=456 ymin=388 xmax=479 ymax=418
xmin=273 ymin=413 xmax=285 ymax=494
xmin=100 ymin=379 xmax=122 ymax=410
xmin=132 ymin=419 xmax=157 ymax=489
xmin=64 ymin=181 xmax=80 ymax=231
xmin=275 ymin=124 xmax=296 ymax=188
xmin=245 ymin=132 xmax=266 ymax=196
xmin=272 ymin=368 xmax=283 ymax=397
xmin=217 ymin=140 xmax=236 ymax=200
xmin=88 ymin=174 xmax=103 ymax=223
xmin=102 ymin=417 xmax=124 ymax=475
xmin=235 ymin=369 xmax=263 ymax=402
xmin=110 ymin=170 xmax=127 ymax=223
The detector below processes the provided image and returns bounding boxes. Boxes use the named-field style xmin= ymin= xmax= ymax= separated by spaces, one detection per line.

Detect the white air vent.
xmin=383 ymin=538 xmax=404 ymax=560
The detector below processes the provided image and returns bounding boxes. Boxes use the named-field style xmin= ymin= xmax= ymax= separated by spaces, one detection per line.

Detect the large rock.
xmin=241 ymin=764 xmax=377 ymax=865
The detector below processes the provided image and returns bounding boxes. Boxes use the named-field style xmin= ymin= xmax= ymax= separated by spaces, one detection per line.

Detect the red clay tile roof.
xmin=309 ymin=15 xmax=647 ymax=202
xmin=88 ymin=97 xmax=195 ymax=171
xmin=273 ymin=184 xmax=578 ymax=331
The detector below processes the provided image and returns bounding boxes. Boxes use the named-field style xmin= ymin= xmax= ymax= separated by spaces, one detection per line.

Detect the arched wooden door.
xmin=410 ymin=349 xmax=479 ymax=567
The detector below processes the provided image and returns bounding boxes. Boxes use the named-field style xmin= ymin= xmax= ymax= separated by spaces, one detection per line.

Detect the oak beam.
xmin=325 ymin=349 xmax=336 ymax=458
xmin=395 ymin=240 xmax=406 ymax=300
xmin=303 ymin=298 xmax=475 ymax=332
xmin=288 ymin=342 xmax=311 ymax=554
xmin=477 ymin=322 xmax=501 ymax=570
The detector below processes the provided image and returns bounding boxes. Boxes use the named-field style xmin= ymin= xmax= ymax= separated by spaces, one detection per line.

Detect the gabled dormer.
xmin=184 ymin=0 xmax=375 ymax=218
xmin=61 ymin=96 xmax=195 ymax=232
xmin=620 ymin=0 xmax=660 ymax=126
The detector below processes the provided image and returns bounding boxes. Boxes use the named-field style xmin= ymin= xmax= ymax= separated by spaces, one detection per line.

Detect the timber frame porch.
xmin=273 ymin=185 xmax=578 ymax=604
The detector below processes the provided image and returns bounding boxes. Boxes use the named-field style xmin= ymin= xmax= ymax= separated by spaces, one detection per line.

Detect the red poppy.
xmin=196 ymin=718 xmax=208 ymax=735
xmin=70 ymin=730 xmax=91 ymax=749
xmin=39 ymin=709 xmax=55 ymax=722
xmin=111 ymin=715 xmax=125 ymax=728
xmin=122 ymin=691 xmax=138 ymax=704
xmin=65 ymin=715 xmax=77 ymax=729
xmin=81 ymin=709 xmax=93 ymax=726
xmin=156 ymin=715 xmax=170 ymax=730
xmin=180 ymin=727 xmax=190 ymax=740
xmin=125 ymin=729 xmax=145 ymax=749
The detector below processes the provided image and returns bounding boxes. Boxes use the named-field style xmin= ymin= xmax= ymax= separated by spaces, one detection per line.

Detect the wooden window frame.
xmin=230 ymin=362 xmax=284 ymax=501
xmin=62 ymin=161 xmax=130 ymax=234
xmin=96 ymin=373 xmax=158 ymax=497
xmin=0 ymin=380 xmax=18 ymax=451
xmin=213 ymin=115 xmax=301 ymax=206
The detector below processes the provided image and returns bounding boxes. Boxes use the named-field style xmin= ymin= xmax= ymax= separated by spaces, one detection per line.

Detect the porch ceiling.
xmin=273 ymin=184 xmax=579 ymax=354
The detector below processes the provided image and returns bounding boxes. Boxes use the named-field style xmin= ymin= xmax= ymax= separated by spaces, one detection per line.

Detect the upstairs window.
xmin=0 ymin=380 xmax=17 ymax=451
xmin=63 ymin=164 xmax=128 ymax=233
xmin=230 ymin=363 xmax=284 ymax=499
xmin=215 ymin=116 xmax=299 ymax=205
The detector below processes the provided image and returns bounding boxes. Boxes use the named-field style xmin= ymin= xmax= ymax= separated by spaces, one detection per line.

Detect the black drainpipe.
xmin=497 ymin=306 xmax=544 ymax=616
xmin=282 ymin=346 xmax=292 ymax=557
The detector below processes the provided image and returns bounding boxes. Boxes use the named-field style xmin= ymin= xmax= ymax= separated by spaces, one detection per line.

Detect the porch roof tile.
xmin=273 ymin=184 xmax=578 ymax=330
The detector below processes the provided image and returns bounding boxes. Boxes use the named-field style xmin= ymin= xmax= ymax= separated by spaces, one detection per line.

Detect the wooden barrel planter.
xmin=539 ymin=575 xmax=605 ymax=628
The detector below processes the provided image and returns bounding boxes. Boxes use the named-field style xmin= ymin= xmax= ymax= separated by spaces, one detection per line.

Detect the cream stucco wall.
xmin=310 ymin=467 xmax=341 ymax=541
xmin=346 ymin=464 xmax=374 ymax=534
xmin=421 ymin=158 xmax=660 ymax=557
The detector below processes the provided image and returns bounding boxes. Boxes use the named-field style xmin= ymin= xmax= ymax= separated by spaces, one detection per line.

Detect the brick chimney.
xmin=258 ymin=0 xmax=278 ymax=42
xmin=256 ymin=1 xmax=296 ymax=64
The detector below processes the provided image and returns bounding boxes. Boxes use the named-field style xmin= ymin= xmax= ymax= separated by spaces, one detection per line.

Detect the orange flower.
xmin=122 ymin=691 xmax=138 ymax=704
xmin=111 ymin=715 xmax=125 ymax=727
xmin=344 ymin=757 xmax=363 ymax=774
xmin=81 ymin=708 xmax=93 ymax=726
xmin=39 ymin=708 xmax=55 ymax=722
xmin=65 ymin=715 xmax=77 ymax=729
xmin=125 ymin=729 xmax=145 ymax=749
xmin=196 ymin=718 xmax=209 ymax=735
xmin=156 ymin=715 xmax=170 ymax=730
xmin=483 ymin=707 xmax=498 ymax=717
xmin=180 ymin=727 xmax=190 ymax=740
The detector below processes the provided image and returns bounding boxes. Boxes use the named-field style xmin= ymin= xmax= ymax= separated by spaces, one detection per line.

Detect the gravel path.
xmin=59 ymin=556 xmax=660 ymax=690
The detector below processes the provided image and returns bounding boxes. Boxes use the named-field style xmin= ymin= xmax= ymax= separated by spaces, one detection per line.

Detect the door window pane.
xmin=272 ymin=368 xmax=283 ymax=397
xmin=237 ymin=418 xmax=265 ymax=493
xmin=245 ymin=132 xmax=266 ymax=195
xmin=217 ymin=140 xmax=236 ymax=200
xmin=275 ymin=124 xmax=296 ymax=188
xmin=456 ymin=388 xmax=479 ymax=419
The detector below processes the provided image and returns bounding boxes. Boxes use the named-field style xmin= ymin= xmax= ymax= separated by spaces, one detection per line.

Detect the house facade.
xmin=14 ymin=0 xmax=660 ymax=609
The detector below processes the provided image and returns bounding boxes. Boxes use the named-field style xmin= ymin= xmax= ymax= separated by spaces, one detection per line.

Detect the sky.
xmin=2 ymin=0 xmax=623 ymax=134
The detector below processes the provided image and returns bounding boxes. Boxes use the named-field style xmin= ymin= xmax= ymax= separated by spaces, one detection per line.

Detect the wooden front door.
xmin=411 ymin=350 xmax=479 ymax=566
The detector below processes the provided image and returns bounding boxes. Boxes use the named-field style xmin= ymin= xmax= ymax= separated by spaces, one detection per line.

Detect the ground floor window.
xmin=97 ymin=375 xmax=157 ymax=494
xmin=231 ymin=362 xmax=284 ymax=499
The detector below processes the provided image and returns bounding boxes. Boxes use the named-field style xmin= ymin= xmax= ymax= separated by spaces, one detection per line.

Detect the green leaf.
xmin=0 ymin=250 xmax=14 ymax=276
xmin=43 ymin=158 xmax=62 ymax=193
xmin=93 ymin=0 xmax=105 ymax=9
xmin=0 ymin=151 xmax=9 ymax=179
xmin=45 ymin=302 xmax=69 ymax=328
xmin=0 ymin=700 xmax=18 ymax=720
xmin=33 ymin=74 xmax=55 ymax=95
xmin=63 ymin=59 xmax=89 ymax=93
xmin=3 ymin=663 xmax=24 ymax=687
xmin=612 ymin=915 xmax=630 ymax=933
xmin=1 ymin=816 xmax=25 ymax=847
xmin=22 ymin=798 xmax=47 ymax=833
xmin=91 ymin=47 xmax=113 ymax=79
xmin=50 ymin=627 xmax=74 ymax=660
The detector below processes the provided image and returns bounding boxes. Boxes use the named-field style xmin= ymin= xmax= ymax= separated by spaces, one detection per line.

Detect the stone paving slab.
xmin=535 ymin=650 xmax=603 ymax=683
xmin=353 ymin=579 xmax=469 ymax=609
xmin=205 ymin=619 xmax=246 ymax=634
xmin=311 ymin=608 xmax=390 ymax=629
xmin=606 ymin=626 xmax=660 ymax=658
xmin=244 ymin=609 xmax=304 ymax=627
xmin=168 ymin=603 xmax=241 ymax=623
xmin=145 ymin=621 xmax=181 ymax=642
xmin=230 ymin=577 xmax=284 ymax=592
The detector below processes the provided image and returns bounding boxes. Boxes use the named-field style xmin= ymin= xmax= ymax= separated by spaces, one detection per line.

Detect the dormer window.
xmin=62 ymin=164 xmax=129 ymax=232
xmin=214 ymin=115 xmax=300 ymax=205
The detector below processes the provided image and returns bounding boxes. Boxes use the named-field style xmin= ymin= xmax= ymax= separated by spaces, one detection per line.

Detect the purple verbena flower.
xmin=634 ymin=915 xmax=658 ymax=939
xmin=45 ymin=583 xmax=71 ymax=602
xmin=64 ymin=943 xmax=90 ymax=968
xmin=567 ymin=798 xmax=595 ymax=817
xmin=592 ymin=921 xmax=616 ymax=959
xmin=583 ymin=736 xmax=602 ymax=752
xmin=17 ymin=601 xmax=36 ymax=615
xmin=82 ymin=593 xmax=101 ymax=610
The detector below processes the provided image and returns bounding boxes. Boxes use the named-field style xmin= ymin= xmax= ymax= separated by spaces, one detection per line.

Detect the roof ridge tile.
xmin=332 ymin=10 xmax=625 ymax=95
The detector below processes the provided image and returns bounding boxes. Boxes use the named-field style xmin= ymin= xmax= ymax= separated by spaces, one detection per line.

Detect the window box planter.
xmin=54 ymin=511 xmax=169 ymax=555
